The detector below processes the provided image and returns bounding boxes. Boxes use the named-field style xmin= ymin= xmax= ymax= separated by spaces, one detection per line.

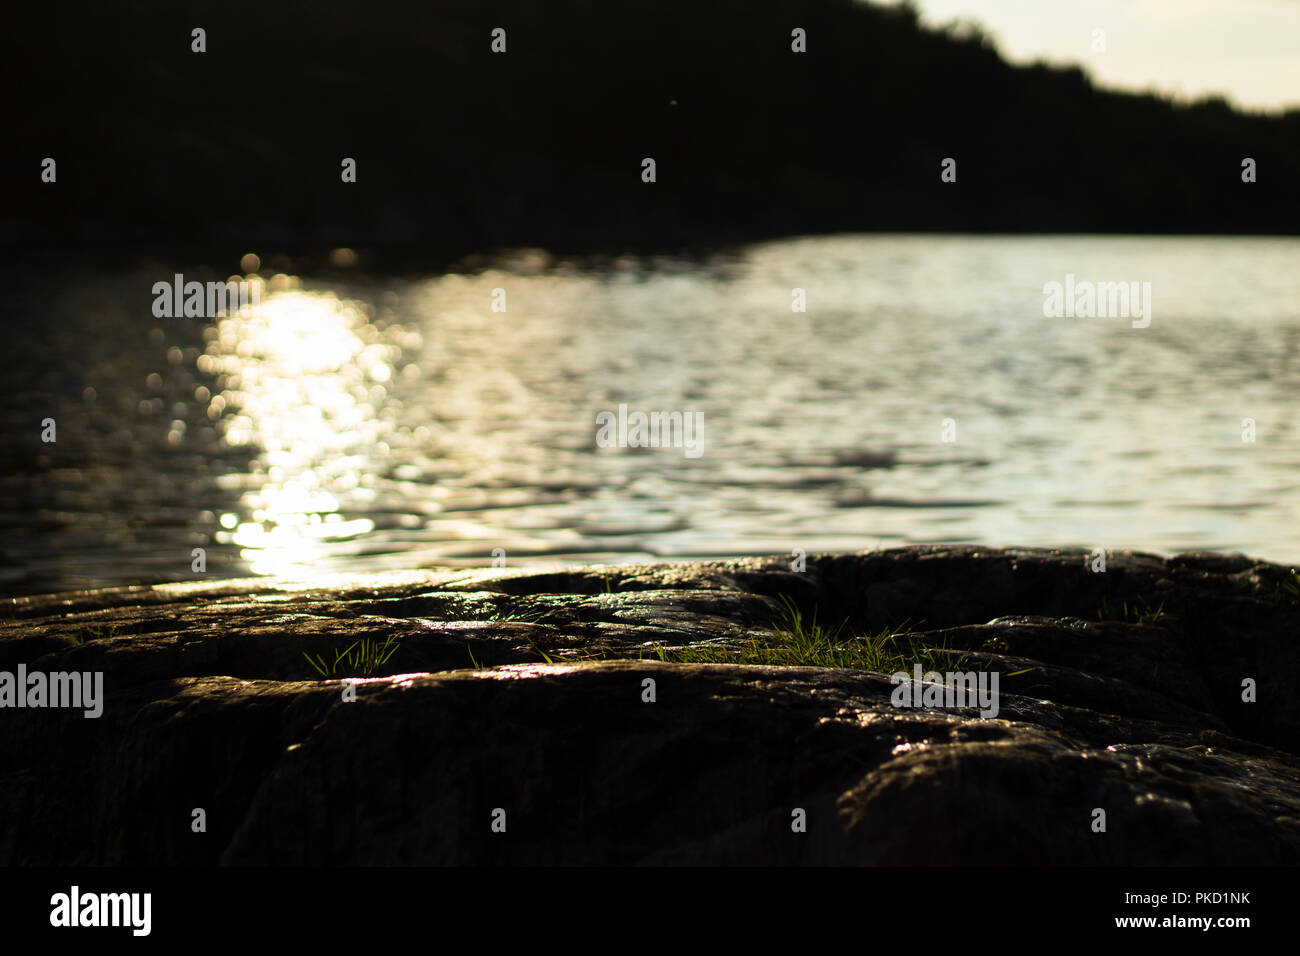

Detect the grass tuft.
xmin=303 ymin=635 xmax=400 ymax=679
xmin=655 ymin=595 xmax=970 ymax=674
xmin=71 ymin=623 xmax=119 ymax=646
xmin=463 ymin=595 xmax=976 ymax=675
xmin=1097 ymin=596 xmax=1167 ymax=625
xmin=485 ymin=604 xmax=549 ymax=624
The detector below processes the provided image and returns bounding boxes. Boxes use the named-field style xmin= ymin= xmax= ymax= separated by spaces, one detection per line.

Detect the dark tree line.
xmin=5 ymin=0 xmax=1297 ymax=263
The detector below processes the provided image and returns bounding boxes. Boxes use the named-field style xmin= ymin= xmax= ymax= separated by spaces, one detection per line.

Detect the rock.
xmin=1 ymin=546 xmax=1298 ymax=864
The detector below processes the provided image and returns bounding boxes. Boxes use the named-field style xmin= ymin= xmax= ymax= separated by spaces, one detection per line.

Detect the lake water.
xmin=4 ymin=234 xmax=1299 ymax=595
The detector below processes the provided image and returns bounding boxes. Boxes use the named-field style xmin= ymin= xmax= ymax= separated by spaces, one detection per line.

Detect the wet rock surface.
xmin=2 ymin=546 xmax=1299 ymax=864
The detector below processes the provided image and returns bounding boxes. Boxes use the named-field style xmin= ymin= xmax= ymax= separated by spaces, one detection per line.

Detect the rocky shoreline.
xmin=2 ymin=546 xmax=1298 ymax=865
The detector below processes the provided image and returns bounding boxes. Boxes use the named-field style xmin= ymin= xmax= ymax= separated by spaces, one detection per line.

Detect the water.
xmin=4 ymin=234 xmax=1299 ymax=596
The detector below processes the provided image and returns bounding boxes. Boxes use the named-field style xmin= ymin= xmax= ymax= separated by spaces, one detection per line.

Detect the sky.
xmin=875 ymin=0 xmax=1300 ymax=112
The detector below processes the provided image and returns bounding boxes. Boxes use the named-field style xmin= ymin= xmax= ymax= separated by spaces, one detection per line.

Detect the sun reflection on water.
xmin=202 ymin=275 xmax=404 ymax=578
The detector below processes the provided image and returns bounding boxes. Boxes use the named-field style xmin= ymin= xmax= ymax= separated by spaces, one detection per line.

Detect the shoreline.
xmin=3 ymin=545 xmax=1298 ymax=864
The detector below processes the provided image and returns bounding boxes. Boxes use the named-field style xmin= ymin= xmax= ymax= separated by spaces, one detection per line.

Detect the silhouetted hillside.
xmin=4 ymin=0 xmax=1298 ymax=260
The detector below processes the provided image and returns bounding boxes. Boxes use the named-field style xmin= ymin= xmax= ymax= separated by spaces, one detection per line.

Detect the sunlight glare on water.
xmin=203 ymin=276 xmax=407 ymax=578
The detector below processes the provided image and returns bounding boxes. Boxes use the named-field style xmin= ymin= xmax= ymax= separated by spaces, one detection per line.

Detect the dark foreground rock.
xmin=2 ymin=546 xmax=1299 ymax=865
